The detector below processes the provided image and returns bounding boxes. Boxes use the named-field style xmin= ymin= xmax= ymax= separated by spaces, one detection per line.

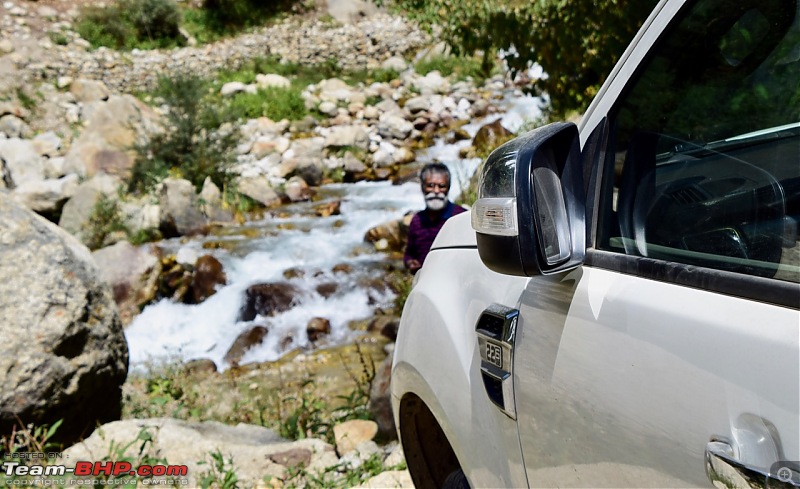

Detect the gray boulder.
xmin=0 ymin=114 xmax=32 ymax=138
xmin=62 ymin=418 xmax=331 ymax=488
xmin=92 ymin=241 xmax=161 ymax=326
xmin=159 ymin=178 xmax=207 ymax=236
xmin=324 ymin=125 xmax=369 ymax=150
xmin=64 ymin=95 xmax=158 ymax=178
xmin=58 ymin=175 xmax=121 ymax=245
xmin=11 ymin=174 xmax=79 ymax=215
xmin=0 ymin=194 xmax=128 ymax=444
xmin=0 ymin=138 xmax=46 ymax=188
xmin=69 ymin=78 xmax=110 ymax=103
xmin=378 ymin=113 xmax=413 ymax=140
xmin=236 ymin=175 xmax=281 ymax=207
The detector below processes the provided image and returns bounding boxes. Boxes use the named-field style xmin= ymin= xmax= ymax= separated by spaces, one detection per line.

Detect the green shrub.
xmin=395 ymin=0 xmax=658 ymax=116
xmin=415 ymin=54 xmax=489 ymax=81
xmin=201 ymin=0 xmax=300 ymax=34
xmin=130 ymin=73 xmax=240 ymax=193
xmin=85 ymin=195 xmax=130 ymax=251
xmin=77 ymin=0 xmax=184 ymax=50
xmin=225 ymin=86 xmax=307 ymax=122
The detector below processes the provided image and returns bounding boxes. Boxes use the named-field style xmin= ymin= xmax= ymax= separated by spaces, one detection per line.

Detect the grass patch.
xmin=415 ymin=54 xmax=492 ymax=81
xmin=225 ymin=86 xmax=307 ymax=122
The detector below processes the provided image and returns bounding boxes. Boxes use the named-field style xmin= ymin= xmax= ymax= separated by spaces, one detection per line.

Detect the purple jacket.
xmin=404 ymin=201 xmax=467 ymax=268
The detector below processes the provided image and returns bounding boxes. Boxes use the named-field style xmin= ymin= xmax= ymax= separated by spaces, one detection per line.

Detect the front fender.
xmin=391 ymin=225 xmax=530 ymax=488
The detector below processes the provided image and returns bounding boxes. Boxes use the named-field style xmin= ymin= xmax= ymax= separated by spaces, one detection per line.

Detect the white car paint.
xmin=392 ymin=0 xmax=800 ymax=487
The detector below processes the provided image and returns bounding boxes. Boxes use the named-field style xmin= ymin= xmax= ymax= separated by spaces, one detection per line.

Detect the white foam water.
xmin=125 ymin=92 xmax=545 ymax=371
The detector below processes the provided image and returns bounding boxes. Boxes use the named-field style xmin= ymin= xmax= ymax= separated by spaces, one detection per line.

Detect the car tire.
xmin=442 ymin=468 xmax=469 ymax=489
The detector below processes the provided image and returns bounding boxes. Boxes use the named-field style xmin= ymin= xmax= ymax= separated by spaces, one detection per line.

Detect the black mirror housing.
xmin=472 ymin=122 xmax=586 ymax=276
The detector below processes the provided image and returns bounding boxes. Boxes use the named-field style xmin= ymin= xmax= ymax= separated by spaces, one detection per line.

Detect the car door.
xmin=512 ymin=0 xmax=800 ymax=486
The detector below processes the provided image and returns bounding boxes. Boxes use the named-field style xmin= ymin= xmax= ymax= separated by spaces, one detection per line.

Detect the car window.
xmin=596 ymin=0 xmax=800 ymax=283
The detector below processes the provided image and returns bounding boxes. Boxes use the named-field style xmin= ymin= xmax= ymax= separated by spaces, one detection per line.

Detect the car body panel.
xmin=514 ymin=265 xmax=799 ymax=487
xmin=392 ymin=0 xmax=800 ymax=486
xmin=392 ymin=213 xmax=530 ymax=488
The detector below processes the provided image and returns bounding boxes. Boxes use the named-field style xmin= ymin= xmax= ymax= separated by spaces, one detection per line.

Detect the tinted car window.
xmin=597 ymin=0 xmax=800 ymax=283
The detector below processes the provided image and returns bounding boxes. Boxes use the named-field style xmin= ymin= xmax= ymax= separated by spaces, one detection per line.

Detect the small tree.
xmin=130 ymin=73 xmax=240 ymax=193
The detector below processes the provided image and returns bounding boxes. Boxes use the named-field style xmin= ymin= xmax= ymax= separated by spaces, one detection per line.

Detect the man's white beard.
xmin=425 ymin=192 xmax=447 ymax=211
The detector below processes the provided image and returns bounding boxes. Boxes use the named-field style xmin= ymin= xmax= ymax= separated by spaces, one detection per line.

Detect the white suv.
xmin=391 ymin=0 xmax=800 ymax=487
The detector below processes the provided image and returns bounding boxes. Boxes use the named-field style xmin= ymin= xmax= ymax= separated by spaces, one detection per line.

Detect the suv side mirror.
xmin=471 ymin=122 xmax=586 ymax=276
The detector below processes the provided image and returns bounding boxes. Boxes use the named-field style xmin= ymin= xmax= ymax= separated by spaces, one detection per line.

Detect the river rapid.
xmin=125 ymin=91 xmax=544 ymax=371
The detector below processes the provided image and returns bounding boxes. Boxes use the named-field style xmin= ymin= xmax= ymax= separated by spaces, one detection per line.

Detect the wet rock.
xmin=315 ymin=200 xmax=341 ymax=217
xmin=332 ymin=263 xmax=353 ymax=274
xmin=306 ymin=317 xmax=332 ymax=342
xmin=157 ymin=255 xmax=193 ymax=302
xmin=240 ymin=282 xmax=303 ymax=321
xmin=190 ymin=255 xmax=227 ymax=304
xmin=368 ymin=316 xmax=400 ymax=341
xmin=0 ymin=194 xmax=127 ymax=445
xmin=316 ymin=282 xmax=338 ymax=298
xmin=285 ymin=175 xmax=312 ymax=202
xmin=92 ymin=241 xmax=161 ymax=326
xmin=369 ymin=351 xmax=396 ymax=439
xmin=283 ymin=267 xmax=306 ymax=279
xmin=364 ymin=217 xmax=408 ymax=252
xmin=333 ymin=419 xmax=378 ymax=456
xmin=225 ymin=326 xmax=269 ymax=367
xmin=472 ymin=118 xmax=514 ymax=156
xmin=236 ymin=175 xmax=281 ymax=207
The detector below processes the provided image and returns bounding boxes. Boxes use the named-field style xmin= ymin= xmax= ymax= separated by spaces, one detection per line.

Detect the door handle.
xmin=706 ymin=441 xmax=800 ymax=488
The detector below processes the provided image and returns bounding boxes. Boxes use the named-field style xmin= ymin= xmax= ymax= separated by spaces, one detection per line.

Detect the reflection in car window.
xmin=597 ymin=0 xmax=800 ymax=283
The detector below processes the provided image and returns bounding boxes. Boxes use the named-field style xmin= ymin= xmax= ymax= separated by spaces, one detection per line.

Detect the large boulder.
xmin=62 ymin=418 xmax=332 ymax=488
xmin=239 ymin=282 xmax=303 ymax=321
xmin=58 ymin=174 xmax=121 ymax=246
xmin=0 ymin=138 xmax=46 ymax=188
xmin=92 ymin=242 xmax=161 ymax=326
xmin=224 ymin=326 xmax=268 ymax=367
xmin=190 ymin=254 xmax=227 ymax=304
xmin=0 ymin=194 xmax=128 ymax=444
xmin=64 ymin=95 xmax=158 ymax=178
xmin=158 ymin=177 xmax=207 ymax=237
xmin=471 ymin=118 xmax=514 ymax=156
xmin=11 ymin=174 xmax=79 ymax=215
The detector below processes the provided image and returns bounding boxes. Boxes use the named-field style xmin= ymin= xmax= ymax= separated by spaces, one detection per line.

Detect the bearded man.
xmin=404 ymin=163 xmax=467 ymax=274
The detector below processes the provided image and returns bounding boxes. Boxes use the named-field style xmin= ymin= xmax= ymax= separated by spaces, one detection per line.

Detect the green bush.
xmin=395 ymin=0 xmax=658 ymax=116
xmin=77 ymin=0 xmax=184 ymax=50
xmin=225 ymin=86 xmax=307 ymax=122
xmin=201 ymin=0 xmax=300 ymax=33
xmin=130 ymin=73 xmax=240 ymax=193
xmin=415 ymin=54 xmax=488 ymax=81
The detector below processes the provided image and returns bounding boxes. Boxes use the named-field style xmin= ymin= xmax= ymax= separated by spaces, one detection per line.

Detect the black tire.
xmin=442 ymin=468 xmax=470 ymax=489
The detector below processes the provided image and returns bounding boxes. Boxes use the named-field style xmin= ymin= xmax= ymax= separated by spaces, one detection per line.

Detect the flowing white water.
xmin=125 ymin=91 xmax=544 ymax=371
